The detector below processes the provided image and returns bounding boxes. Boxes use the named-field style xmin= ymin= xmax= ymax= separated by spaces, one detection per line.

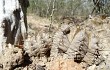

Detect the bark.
xmin=0 ymin=0 xmax=29 ymax=53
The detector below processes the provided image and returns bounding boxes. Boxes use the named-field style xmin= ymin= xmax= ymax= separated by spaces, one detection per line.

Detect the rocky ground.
xmin=0 ymin=15 xmax=110 ymax=70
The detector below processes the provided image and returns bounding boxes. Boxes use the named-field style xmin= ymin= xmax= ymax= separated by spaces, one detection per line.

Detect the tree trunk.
xmin=0 ymin=0 xmax=29 ymax=52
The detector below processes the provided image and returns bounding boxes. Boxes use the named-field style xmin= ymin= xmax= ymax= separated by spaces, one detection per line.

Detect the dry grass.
xmin=27 ymin=14 xmax=51 ymax=26
xmin=27 ymin=14 xmax=59 ymax=30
